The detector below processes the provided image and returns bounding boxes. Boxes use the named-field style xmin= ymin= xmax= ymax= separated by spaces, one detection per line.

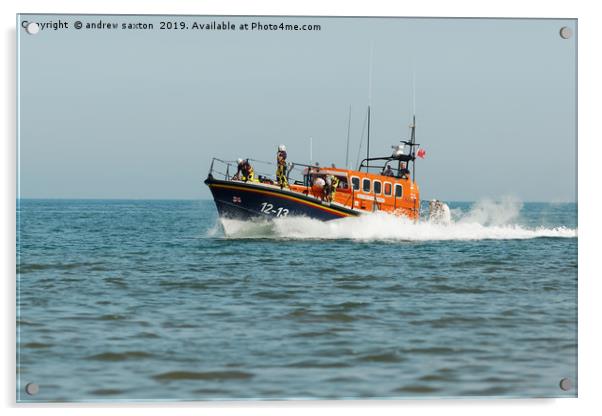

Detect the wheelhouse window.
xmin=384 ymin=182 xmax=392 ymax=196
xmin=394 ymin=184 xmax=403 ymax=198
xmin=373 ymin=180 xmax=382 ymax=194
xmin=362 ymin=178 xmax=371 ymax=193
xmin=351 ymin=176 xmax=360 ymax=191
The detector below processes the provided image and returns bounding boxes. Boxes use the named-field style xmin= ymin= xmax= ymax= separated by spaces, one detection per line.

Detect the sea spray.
xmin=456 ymin=196 xmax=523 ymax=226
xmin=217 ymin=198 xmax=577 ymax=241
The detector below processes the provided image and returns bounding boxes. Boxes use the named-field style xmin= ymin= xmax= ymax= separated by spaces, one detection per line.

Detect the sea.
xmin=16 ymin=198 xmax=577 ymax=402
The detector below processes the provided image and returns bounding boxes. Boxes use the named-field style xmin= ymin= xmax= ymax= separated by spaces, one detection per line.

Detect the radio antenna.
xmin=366 ymin=43 xmax=374 ymax=172
xmin=345 ymin=105 xmax=352 ymax=169
xmin=355 ymin=109 xmax=368 ymax=169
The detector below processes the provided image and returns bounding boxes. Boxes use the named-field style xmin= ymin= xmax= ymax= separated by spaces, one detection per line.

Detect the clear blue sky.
xmin=18 ymin=15 xmax=576 ymax=201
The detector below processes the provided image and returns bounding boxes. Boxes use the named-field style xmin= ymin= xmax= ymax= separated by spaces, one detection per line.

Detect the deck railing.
xmin=207 ymin=158 xmax=359 ymax=209
xmin=207 ymin=157 xmax=307 ymax=185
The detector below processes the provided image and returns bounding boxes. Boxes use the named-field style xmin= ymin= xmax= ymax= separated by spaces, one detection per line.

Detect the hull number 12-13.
xmin=260 ymin=202 xmax=289 ymax=217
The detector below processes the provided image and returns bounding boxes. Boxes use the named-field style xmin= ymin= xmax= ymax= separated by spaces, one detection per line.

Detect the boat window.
xmin=373 ymin=180 xmax=382 ymax=194
xmin=362 ymin=178 xmax=371 ymax=193
xmin=395 ymin=184 xmax=403 ymax=198
xmin=351 ymin=176 xmax=360 ymax=191
xmin=384 ymin=182 xmax=392 ymax=196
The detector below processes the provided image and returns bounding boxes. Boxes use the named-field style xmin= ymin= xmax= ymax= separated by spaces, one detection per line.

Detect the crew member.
xmin=383 ymin=164 xmax=394 ymax=177
xmin=233 ymin=158 xmax=244 ymax=180
xmin=330 ymin=175 xmax=339 ymax=202
xmin=313 ymin=176 xmax=326 ymax=200
xmin=235 ymin=158 xmax=256 ymax=182
xmin=399 ymin=162 xmax=410 ymax=179
xmin=276 ymin=144 xmax=289 ymax=189
xmin=324 ymin=174 xmax=339 ymax=203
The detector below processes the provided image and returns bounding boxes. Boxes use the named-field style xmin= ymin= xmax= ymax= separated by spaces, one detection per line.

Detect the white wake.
xmin=216 ymin=197 xmax=577 ymax=241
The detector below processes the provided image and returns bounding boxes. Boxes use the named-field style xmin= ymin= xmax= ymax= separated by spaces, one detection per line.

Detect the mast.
xmin=410 ymin=115 xmax=418 ymax=220
xmin=410 ymin=66 xmax=416 ymax=182
xmin=411 ymin=115 xmax=416 ymax=182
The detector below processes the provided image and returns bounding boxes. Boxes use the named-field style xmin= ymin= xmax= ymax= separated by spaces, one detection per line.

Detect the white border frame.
xmin=3 ymin=1 xmax=599 ymax=416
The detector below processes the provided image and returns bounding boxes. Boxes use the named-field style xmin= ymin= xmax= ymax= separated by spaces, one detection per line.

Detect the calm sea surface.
xmin=16 ymin=199 xmax=577 ymax=401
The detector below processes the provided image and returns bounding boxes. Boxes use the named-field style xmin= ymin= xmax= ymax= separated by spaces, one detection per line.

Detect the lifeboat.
xmin=205 ymin=117 xmax=424 ymax=222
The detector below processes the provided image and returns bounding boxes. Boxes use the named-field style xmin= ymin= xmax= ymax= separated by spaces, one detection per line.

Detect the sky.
xmin=17 ymin=15 xmax=576 ymax=201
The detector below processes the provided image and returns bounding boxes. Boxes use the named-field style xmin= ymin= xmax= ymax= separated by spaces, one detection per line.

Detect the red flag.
xmin=417 ymin=148 xmax=426 ymax=159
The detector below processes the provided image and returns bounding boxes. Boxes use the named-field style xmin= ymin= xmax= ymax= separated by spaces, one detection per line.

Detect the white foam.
xmin=216 ymin=198 xmax=577 ymax=241
xmin=455 ymin=196 xmax=523 ymax=226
